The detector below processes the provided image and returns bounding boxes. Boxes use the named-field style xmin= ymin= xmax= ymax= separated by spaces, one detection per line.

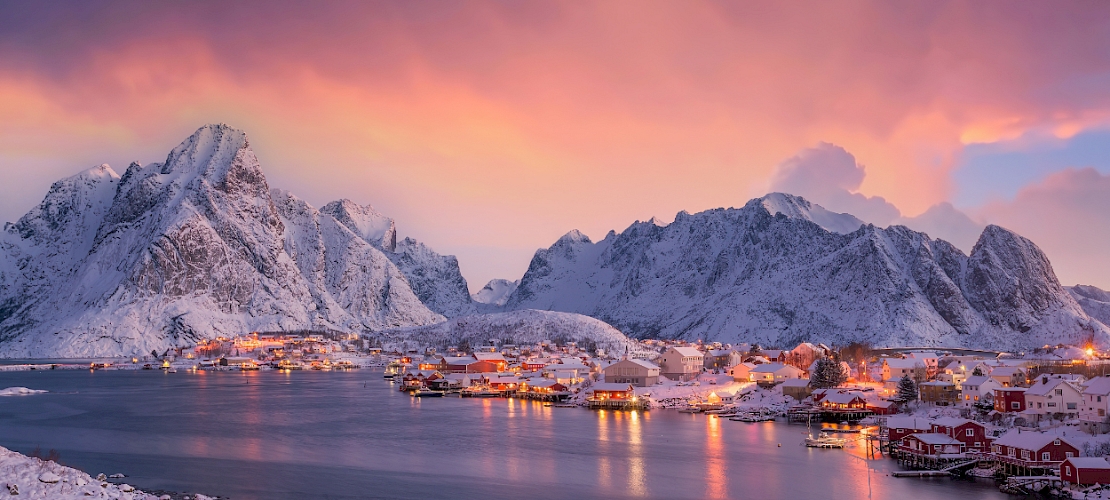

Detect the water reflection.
xmin=627 ymin=411 xmax=646 ymax=496
xmin=705 ymin=415 xmax=726 ymax=499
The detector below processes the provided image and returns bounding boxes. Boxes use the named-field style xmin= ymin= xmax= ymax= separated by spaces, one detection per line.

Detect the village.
xmin=14 ymin=332 xmax=1110 ymax=498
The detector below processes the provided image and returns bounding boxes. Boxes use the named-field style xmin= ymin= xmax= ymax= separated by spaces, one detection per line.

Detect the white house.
xmin=750 ymin=363 xmax=804 ymax=384
xmin=1081 ymin=377 xmax=1110 ymax=434
xmin=659 ymin=346 xmax=704 ymax=382
xmin=960 ymin=375 xmax=1002 ymax=408
xmin=882 ymin=358 xmax=924 ymax=383
xmin=603 ymin=358 xmax=661 ymax=387
xmin=1024 ymin=376 xmax=1083 ymax=421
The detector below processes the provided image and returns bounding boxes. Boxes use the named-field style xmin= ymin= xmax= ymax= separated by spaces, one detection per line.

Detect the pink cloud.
xmin=1 ymin=2 xmax=1110 ymax=287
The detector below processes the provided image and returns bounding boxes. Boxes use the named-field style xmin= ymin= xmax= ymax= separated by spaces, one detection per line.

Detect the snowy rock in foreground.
xmin=0 ymin=387 xmax=47 ymax=396
xmin=0 ymin=445 xmax=204 ymax=499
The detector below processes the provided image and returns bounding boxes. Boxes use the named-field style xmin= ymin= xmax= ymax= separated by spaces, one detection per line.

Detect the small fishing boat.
xmin=805 ymin=432 xmax=847 ymax=448
xmin=413 ymin=389 xmax=445 ymax=397
xmin=729 ymin=414 xmax=774 ymax=422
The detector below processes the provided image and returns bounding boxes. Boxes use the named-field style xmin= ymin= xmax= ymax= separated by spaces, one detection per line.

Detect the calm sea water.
xmin=0 ymin=370 xmax=1008 ymax=500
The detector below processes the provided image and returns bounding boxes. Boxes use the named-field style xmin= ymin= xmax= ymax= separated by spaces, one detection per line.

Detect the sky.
xmin=1 ymin=1 xmax=1109 ymax=290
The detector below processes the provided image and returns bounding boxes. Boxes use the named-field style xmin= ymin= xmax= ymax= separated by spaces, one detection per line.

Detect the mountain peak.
xmin=321 ymin=199 xmax=396 ymax=251
xmin=558 ymin=229 xmax=591 ymax=245
xmin=754 ymin=192 xmax=865 ymax=234
xmin=161 ymin=124 xmax=249 ymax=176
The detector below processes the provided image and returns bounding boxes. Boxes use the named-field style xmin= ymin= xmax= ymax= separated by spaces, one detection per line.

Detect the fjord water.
xmin=0 ymin=370 xmax=1005 ymax=500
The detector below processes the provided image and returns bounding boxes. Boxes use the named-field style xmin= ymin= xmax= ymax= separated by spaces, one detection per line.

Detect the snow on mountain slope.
xmin=321 ymin=200 xmax=476 ymax=318
xmin=506 ymin=193 xmax=1107 ymax=350
xmin=374 ymin=309 xmax=637 ymax=353
xmin=0 ymin=124 xmax=442 ymax=358
xmin=1070 ymin=285 xmax=1110 ymax=328
xmin=472 ymin=279 xmax=520 ymax=306
xmin=320 ymin=199 xmax=397 ymax=252
xmin=760 ymin=192 xmax=865 ymax=234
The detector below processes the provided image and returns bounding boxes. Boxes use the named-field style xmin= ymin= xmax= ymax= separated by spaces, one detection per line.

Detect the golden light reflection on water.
xmin=597 ymin=410 xmax=611 ymax=490
xmin=705 ymin=415 xmax=727 ymax=499
xmin=627 ymin=410 xmax=646 ymax=497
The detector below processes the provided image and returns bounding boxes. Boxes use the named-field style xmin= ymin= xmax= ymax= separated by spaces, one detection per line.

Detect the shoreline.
xmin=0 ymin=446 xmax=219 ymax=500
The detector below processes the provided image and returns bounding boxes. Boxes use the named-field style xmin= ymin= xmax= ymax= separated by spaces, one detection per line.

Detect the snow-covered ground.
xmin=0 ymin=446 xmax=213 ymax=500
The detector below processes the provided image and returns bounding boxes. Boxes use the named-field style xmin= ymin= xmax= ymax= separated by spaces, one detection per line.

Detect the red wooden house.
xmin=885 ymin=416 xmax=933 ymax=444
xmin=929 ymin=417 xmax=990 ymax=450
xmin=989 ymin=431 xmax=1079 ymax=469
xmin=1062 ymin=457 xmax=1110 ymax=486
xmin=994 ymin=387 xmax=1027 ymax=413
xmin=899 ymin=433 xmax=964 ymax=457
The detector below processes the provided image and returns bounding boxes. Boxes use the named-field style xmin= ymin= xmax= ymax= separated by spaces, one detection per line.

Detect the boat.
xmin=805 ymin=432 xmax=847 ymax=448
xmin=678 ymin=406 xmax=702 ymax=413
xmin=413 ymin=389 xmax=445 ymax=397
xmin=729 ymin=414 xmax=774 ymax=422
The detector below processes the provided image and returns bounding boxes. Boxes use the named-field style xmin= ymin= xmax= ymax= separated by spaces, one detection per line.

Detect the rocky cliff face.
xmin=505 ymin=193 xmax=1108 ymax=350
xmin=0 ymin=124 xmax=444 ymax=357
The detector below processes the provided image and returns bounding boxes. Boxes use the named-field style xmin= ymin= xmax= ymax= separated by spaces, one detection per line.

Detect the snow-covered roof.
xmin=780 ymin=379 xmax=811 ymax=387
xmin=962 ymin=375 xmax=994 ymax=387
xmin=1065 ymin=457 xmax=1110 ymax=469
xmin=1083 ymin=377 xmax=1110 ymax=396
xmin=707 ymin=349 xmax=735 ymax=357
xmin=884 ymin=358 xmax=923 ymax=369
xmin=669 ymin=346 xmax=703 ymax=357
xmin=993 ymin=430 xmax=1073 ymax=451
xmin=751 ymin=363 xmax=800 ymax=374
xmin=907 ymin=433 xmax=962 ymax=446
xmin=932 ymin=417 xmax=975 ymax=428
xmin=885 ymin=416 xmax=932 ymax=431
xmin=473 ymin=352 xmax=507 ymax=362
xmin=762 ymin=350 xmax=783 ymax=358
xmin=1025 ymin=378 xmax=1079 ymax=397
xmin=824 ymin=392 xmax=865 ymax=404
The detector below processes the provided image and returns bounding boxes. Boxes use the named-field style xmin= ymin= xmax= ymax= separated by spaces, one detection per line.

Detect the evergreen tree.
xmin=971 ymin=366 xmax=984 ymax=377
xmin=810 ymin=357 xmax=847 ymax=389
xmin=897 ymin=374 xmax=918 ymax=402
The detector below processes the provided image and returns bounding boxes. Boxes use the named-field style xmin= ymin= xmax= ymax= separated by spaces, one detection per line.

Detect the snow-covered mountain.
xmin=472 ymin=279 xmax=520 ymax=307
xmin=505 ymin=193 xmax=1108 ymax=350
xmin=374 ymin=309 xmax=637 ymax=353
xmin=1070 ymin=285 xmax=1110 ymax=328
xmin=319 ymin=200 xmax=476 ymax=317
xmin=0 ymin=124 xmax=447 ymax=358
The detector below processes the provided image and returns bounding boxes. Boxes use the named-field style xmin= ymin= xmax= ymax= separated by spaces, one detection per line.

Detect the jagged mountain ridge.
xmin=1070 ymin=285 xmax=1110 ymax=328
xmin=505 ymin=193 xmax=1108 ymax=350
xmin=0 ymin=124 xmax=454 ymax=357
xmin=473 ymin=279 xmax=520 ymax=307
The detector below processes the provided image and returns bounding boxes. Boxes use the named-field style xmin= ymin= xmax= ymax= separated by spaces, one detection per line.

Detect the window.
xmin=1038 ymin=402 xmax=1043 ymax=408
xmin=1022 ymin=450 xmax=1030 ymax=460
xmin=1056 ymin=389 xmax=1064 ymax=396
xmin=1042 ymin=452 xmax=1051 ymax=461
xmin=966 ymin=429 xmax=974 ymax=436
xmin=896 ymin=428 xmax=904 ymax=433
xmin=1054 ymin=439 xmax=1061 ymax=445
xmin=1048 ymin=402 xmax=1057 ymax=408
xmin=1066 ymin=466 xmax=1072 ymax=475
xmin=1067 ymin=451 xmax=1075 ymax=458
xmin=1068 ymin=403 xmax=1077 ymax=410
xmin=974 ymin=442 xmax=982 ymax=447
xmin=1012 ymin=401 xmax=1021 ymax=409
xmin=1101 ymin=409 xmax=1106 ymax=417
